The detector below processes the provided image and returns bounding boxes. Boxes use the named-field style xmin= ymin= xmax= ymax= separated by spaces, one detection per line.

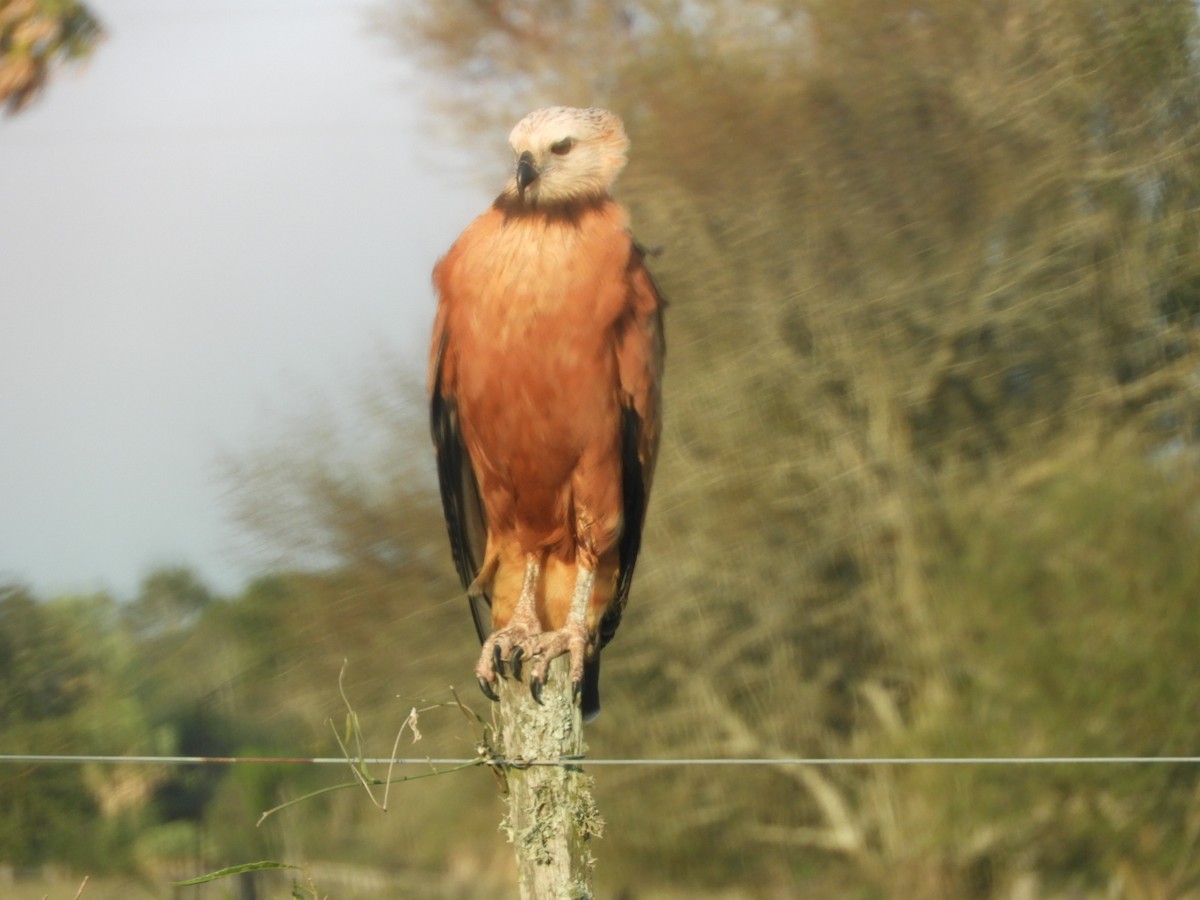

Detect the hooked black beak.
xmin=516 ymin=150 xmax=538 ymax=199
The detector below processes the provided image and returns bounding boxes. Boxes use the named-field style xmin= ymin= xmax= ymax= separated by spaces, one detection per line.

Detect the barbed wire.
xmin=2 ymin=754 xmax=1199 ymax=768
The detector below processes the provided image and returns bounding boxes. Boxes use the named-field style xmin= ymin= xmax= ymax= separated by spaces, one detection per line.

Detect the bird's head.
xmin=504 ymin=106 xmax=629 ymax=207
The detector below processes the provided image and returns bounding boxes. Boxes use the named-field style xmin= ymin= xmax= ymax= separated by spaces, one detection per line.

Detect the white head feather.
xmin=504 ymin=106 xmax=629 ymax=206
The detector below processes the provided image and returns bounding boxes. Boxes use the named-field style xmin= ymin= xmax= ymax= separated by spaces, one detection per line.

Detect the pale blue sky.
xmin=0 ymin=0 xmax=490 ymax=598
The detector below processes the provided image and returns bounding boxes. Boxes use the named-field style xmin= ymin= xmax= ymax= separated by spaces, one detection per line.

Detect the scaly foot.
xmin=473 ymin=557 xmax=594 ymax=709
xmin=474 ymin=618 xmax=589 ymax=706
xmin=523 ymin=619 xmax=590 ymax=706
xmin=475 ymin=618 xmax=541 ymax=701
xmin=475 ymin=554 xmax=542 ymax=702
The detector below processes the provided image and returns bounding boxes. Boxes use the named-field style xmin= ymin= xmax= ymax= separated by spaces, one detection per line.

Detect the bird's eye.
xmin=550 ymin=138 xmax=574 ymax=156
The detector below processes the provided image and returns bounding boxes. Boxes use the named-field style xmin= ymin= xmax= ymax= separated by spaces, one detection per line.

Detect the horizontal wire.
xmin=2 ymin=754 xmax=1199 ymax=768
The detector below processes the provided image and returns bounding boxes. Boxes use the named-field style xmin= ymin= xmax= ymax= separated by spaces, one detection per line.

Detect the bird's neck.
xmin=492 ymin=191 xmax=612 ymax=224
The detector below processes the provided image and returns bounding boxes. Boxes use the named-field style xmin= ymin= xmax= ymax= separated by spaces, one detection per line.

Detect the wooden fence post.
xmin=497 ymin=656 xmax=602 ymax=899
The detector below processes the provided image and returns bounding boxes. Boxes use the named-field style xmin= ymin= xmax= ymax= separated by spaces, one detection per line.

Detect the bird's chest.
xmin=457 ymin=293 xmax=615 ymax=428
xmin=450 ymin=224 xmax=623 ymax=462
xmin=456 ymin=224 xmax=618 ymax=375
xmin=467 ymin=227 xmax=603 ymax=333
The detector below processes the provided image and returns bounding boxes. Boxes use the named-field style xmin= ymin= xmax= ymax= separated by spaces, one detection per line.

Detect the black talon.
xmin=478 ymin=676 xmax=500 ymax=703
xmin=493 ymin=643 xmax=505 ymax=677
xmin=530 ymin=677 xmax=544 ymax=706
xmin=510 ymin=647 xmax=524 ymax=682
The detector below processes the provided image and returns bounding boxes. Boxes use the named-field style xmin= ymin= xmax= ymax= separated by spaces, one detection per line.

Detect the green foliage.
xmin=0 ymin=587 xmax=95 ymax=726
xmin=126 ymin=566 xmax=212 ymax=639
xmin=873 ymin=458 xmax=1200 ymax=894
xmin=0 ymin=587 xmax=139 ymax=869
xmin=0 ymin=550 xmax=509 ymax=890
xmin=936 ymin=466 xmax=1200 ymax=760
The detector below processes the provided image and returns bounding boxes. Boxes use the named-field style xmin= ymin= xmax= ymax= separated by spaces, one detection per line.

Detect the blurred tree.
xmin=151 ymin=0 xmax=1200 ymax=895
xmin=373 ymin=0 xmax=1200 ymax=896
xmin=0 ymin=585 xmax=94 ymax=728
xmin=220 ymin=370 xmax=528 ymax=876
xmin=220 ymin=372 xmax=471 ymax=713
xmin=0 ymin=585 xmax=151 ymax=869
xmin=0 ymin=0 xmax=103 ymax=114
xmin=126 ymin=565 xmax=213 ymax=639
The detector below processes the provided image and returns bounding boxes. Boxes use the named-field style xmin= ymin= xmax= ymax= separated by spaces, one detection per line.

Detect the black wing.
xmin=580 ymin=242 xmax=666 ymax=720
xmin=597 ymin=404 xmax=650 ymax=653
xmin=430 ymin=336 xmax=490 ymax=642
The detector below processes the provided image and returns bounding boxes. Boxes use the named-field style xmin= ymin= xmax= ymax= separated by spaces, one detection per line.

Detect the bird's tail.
xmin=581 ymin=654 xmax=601 ymax=723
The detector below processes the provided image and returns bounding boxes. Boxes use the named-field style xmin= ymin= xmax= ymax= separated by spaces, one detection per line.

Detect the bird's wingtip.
xmin=580 ymin=655 xmax=601 ymax=723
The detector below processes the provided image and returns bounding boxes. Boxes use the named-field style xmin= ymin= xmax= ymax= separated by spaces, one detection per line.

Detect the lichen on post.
xmin=497 ymin=656 xmax=603 ymax=900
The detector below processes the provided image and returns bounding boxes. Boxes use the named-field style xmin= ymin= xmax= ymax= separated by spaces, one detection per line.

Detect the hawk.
xmin=429 ymin=106 xmax=664 ymax=721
